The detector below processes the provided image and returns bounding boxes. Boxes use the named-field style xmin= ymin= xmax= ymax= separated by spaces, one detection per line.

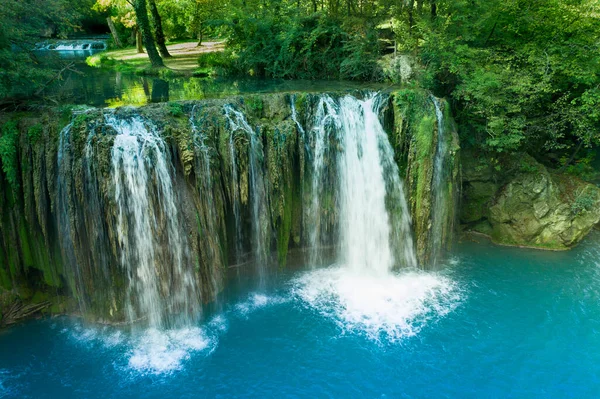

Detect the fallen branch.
xmin=1 ymin=299 xmax=51 ymax=327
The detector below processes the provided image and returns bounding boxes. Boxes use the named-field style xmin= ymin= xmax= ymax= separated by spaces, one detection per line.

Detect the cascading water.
xmin=294 ymin=93 xmax=455 ymax=341
xmin=224 ymin=105 xmax=270 ymax=281
xmin=36 ymin=40 xmax=107 ymax=51
xmin=302 ymin=94 xmax=416 ymax=270
xmin=303 ymin=95 xmax=340 ymax=267
xmin=226 ymin=113 xmax=244 ymax=261
xmin=336 ymin=95 xmax=416 ymax=272
xmin=430 ymin=97 xmax=449 ymax=266
xmin=56 ymin=121 xmax=86 ymax=309
xmin=189 ymin=105 xmax=221 ymax=296
xmin=107 ymin=114 xmax=198 ymax=328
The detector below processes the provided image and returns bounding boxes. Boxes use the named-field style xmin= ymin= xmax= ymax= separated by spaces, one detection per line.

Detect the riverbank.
xmin=87 ymin=41 xmax=225 ymax=77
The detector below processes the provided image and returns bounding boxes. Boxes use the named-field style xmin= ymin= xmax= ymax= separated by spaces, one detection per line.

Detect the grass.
xmin=87 ymin=40 xmax=225 ymax=77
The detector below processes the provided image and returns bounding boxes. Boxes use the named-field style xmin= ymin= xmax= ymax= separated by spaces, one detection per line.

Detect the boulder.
xmin=462 ymin=153 xmax=600 ymax=250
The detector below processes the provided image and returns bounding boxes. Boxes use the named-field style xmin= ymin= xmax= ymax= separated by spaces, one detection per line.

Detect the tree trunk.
xmin=106 ymin=17 xmax=122 ymax=48
xmin=408 ymin=0 xmax=415 ymax=31
xmin=559 ymin=140 xmax=584 ymax=172
xmin=430 ymin=0 xmax=437 ymax=18
xmin=133 ymin=0 xmax=164 ymax=67
xmin=147 ymin=0 xmax=171 ymax=58
xmin=197 ymin=23 xmax=204 ymax=47
xmin=135 ymin=27 xmax=144 ymax=53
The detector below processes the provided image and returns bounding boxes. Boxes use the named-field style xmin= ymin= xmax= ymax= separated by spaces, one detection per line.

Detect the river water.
xmin=3 ymin=58 xmax=599 ymax=398
xmin=1 ymin=234 xmax=599 ymax=398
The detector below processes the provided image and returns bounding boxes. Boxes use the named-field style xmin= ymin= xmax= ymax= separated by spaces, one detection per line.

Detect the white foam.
xmin=69 ymin=325 xmax=99 ymax=343
xmin=292 ymin=266 xmax=461 ymax=342
xmin=234 ymin=293 xmax=289 ymax=317
xmin=127 ymin=327 xmax=212 ymax=375
xmin=104 ymin=330 xmax=125 ymax=347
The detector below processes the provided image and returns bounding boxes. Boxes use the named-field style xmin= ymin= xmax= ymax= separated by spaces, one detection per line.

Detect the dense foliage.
xmin=224 ymin=14 xmax=383 ymax=80
xmin=204 ymin=0 xmax=600 ymax=161
xmin=419 ymin=0 xmax=600 ymax=159
xmin=1 ymin=0 xmax=599 ymax=166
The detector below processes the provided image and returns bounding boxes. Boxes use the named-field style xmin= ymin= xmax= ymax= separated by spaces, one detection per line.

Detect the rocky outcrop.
xmin=389 ymin=90 xmax=461 ymax=266
xmin=0 ymin=95 xmax=312 ymax=324
xmin=4 ymin=91 xmax=452 ymax=324
xmin=462 ymin=153 xmax=600 ymax=250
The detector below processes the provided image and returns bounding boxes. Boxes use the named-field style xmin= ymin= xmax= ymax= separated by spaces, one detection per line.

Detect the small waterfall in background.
xmin=224 ymin=105 xmax=270 ymax=283
xmin=430 ymin=97 xmax=449 ymax=266
xmin=36 ymin=39 xmax=107 ymax=51
xmin=107 ymin=114 xmax=198 ymax=328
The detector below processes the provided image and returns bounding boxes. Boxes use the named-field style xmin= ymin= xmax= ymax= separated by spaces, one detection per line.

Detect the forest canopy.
xmin=0 ymin=0 xmax=599 ymax=162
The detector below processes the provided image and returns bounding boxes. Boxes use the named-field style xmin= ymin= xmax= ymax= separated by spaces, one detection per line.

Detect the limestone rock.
xmin=463 ymin=153 xmax=600 ymax=250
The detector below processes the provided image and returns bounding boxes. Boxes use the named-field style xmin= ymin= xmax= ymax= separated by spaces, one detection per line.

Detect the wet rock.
xmin=463 ymin=153 xmax=600 ymax=250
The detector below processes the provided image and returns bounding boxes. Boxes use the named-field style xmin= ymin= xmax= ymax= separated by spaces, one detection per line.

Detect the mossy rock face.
xmin=464 ymin=153 xmax=600 ymax=250
xmin=391 ymin=91 xmax=461 ymax=266
xmin=4 ymin=89 xmax=457 ymax=324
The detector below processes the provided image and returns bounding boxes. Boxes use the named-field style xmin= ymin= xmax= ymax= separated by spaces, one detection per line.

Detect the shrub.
xmin=27 ymin=124 xmax=43 ymax=144
xmin=197 ymin=51 xmax=232 ymax=69
xmin=167 ymin=102 xmax=184 ymax=117
xmin=571 ymin=188 xmax=597 ymax=216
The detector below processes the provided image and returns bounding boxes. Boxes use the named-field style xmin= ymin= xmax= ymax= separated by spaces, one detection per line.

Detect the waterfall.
xmin=430 ymin=97 xmax=449 ymax=266
xmin=190 ymin=105 xmax=220 ymax=296
xmin=290 ymin=96 xmax=305 ymax=137
xmin=337 ymin=95 xmax=416 ymax=272
xmin=304 ymin=96 xmax=340 ymax=267
xmin=304 ymin=93 xmax=416 ymax=270
xmin=226 ymin=115 xmax=243 ymax=261
xmin=36 ymin=40 xmax=107 ymax=51
xmin=224 ymin=105 xmax=270 ymax=280
xmin=56 ymin=121 xmax=86 ymax=309
xmin=293 ymin=94 xmax=455 ymax=342
xmin=107 ymin=114 xmax=198 ymax=328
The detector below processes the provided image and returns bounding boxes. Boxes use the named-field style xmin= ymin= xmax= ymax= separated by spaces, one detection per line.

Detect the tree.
xmin=147 ymin=0 xmax=171 ymax=58
xmin=132 ymin=0 xmax=164 ymax=67
xmin=418 ymin=0 xmax=600 ymax=156
xmin=94 ymin=0 xmax=139 ymax=50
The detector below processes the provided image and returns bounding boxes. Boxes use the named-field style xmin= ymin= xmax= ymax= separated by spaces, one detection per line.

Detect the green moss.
xmin=18 ymin=222 xmax=34 ymax=268
xmin=571 ymin=187 xmax=597 ymax=216
xmin=30 ymin=290 xmax=49 ymax=304
xmin=413 ymin=114 xmax=435 ymax=216
xmin=293 ymin=93 xmax=307 ymax=115
xmin=415 ymin=115 xmax=434 ymax=160
xmin=27 ymin=123 xmax=43 ymax=144
xmin=244 ymin=96 xmax=264 ymax=117
xmin=0 ymin=243 xmax=11 ymax=290
xmin=0 ymin=121 xmax=19 ymax=195
xmin=167 ymin=102 xmax=185 ymax=117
